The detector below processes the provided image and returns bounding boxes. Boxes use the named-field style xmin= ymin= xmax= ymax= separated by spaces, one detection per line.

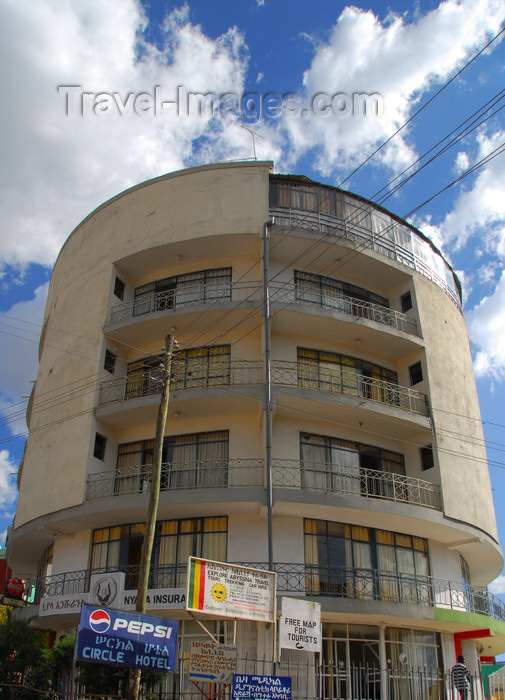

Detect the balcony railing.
xmin=107 ymin=279 xmax=419 ymax=336
xmin=86 ymin=458 xmax=441 ymax=510
xmin=279 ymin=361 xmax=429 ymax=415
xmin=269 ymin=281 xmax=419 ymax=336
xmin=269 ymin=204 xmax=461 ymax=308
xmin=99 ymin=360 xmax=263 ymax=403
xmin=99 ymin=360 xmax=428 ymax=417
xmin=108 ymin=282 xmax=261 ymax=324
xmin=24 ymin=562 xmax=505 ymax=623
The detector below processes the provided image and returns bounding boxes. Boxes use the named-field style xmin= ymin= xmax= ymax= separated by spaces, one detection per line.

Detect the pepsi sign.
xmin=76 ymin=604 xmax=178 ymax=671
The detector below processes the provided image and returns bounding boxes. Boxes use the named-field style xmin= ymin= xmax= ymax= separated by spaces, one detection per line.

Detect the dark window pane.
xmin=409 ymin=361 xmax=423 ymax=385
xmin=94 ymin=434 xmax=107 ymax=461
xmin=114 ymin=277 xmax=125 ymax=300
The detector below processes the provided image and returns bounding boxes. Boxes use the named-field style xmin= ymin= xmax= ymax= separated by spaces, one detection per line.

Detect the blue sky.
xmin=1 ymin=0 xmax=505 ymax=592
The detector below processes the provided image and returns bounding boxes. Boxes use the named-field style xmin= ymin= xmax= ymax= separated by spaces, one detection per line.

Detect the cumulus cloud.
xmin=281 ymin=0 xmax=505 ymax=175
xmin=489 ymin=575 xmax=505 ymax=595
xmin=466 ymin=271 xmax=505 ymax=381
xmin=0 ymin=450 xmax=18 ymax=518
xmin=0 ymin=0 xmax=253 ymax=273
xmin=437 ymin=129 xmax=505 ymax=250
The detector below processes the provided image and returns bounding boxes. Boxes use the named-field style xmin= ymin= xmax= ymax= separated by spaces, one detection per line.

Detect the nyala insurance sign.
xmin=76 ymin=604 xmax=178 ymax=671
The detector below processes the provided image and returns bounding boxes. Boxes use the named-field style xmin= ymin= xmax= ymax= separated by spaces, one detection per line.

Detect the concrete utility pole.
xmin=127 ymin=334 xmax=176 ymax=700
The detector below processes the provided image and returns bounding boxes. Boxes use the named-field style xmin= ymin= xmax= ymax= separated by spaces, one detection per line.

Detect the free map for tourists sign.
xmin=186 ymin=557 xmax=276 ymax=623
xmin=75 ymin=604 xmax=178 ymax=671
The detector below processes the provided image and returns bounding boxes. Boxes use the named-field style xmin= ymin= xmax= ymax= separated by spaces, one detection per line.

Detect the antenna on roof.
xmin=240 ymin=124 xmax=265 ymax=160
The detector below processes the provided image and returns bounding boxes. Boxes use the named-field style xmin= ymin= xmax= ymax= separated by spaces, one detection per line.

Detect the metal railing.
xmin=86 ymin=458 xmax=441 ymax=509
xmin=86 ymin=458 xmax=263 ymax=499
xmin=270 ymin=204 xmax=461 ymax=308
xmin=98 ymin=359 xmax=428 ymax=417
xmin=108 ymin=278 xmax=420 ymax=336
xmin=10 ymin=659 xmax=485 ymax=700
xmin=24 ymin=562 xmax=505 ymax=623
xmin=108 ymin=281 xmax=261 ymax=324
xmin=98 ymin=360 xmax=263 ymax=403
xmin=279 ymin=361 xmax=429 ymax=415
xmin=269 ymin=281 xmax=419 ymax=335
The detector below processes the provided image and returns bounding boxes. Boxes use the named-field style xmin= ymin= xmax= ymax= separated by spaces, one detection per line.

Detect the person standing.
xmin=451 ymin=655 xmax=471 ymax=699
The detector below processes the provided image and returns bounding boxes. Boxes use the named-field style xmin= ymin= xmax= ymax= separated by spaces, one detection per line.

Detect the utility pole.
xmin=127 ymin=333 xmax=176 ymax=700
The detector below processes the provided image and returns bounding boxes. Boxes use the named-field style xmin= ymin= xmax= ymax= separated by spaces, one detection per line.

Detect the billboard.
xmin=189 ymin=641 xmax=237 ymax=683
xmin=75 ymin=604 xmax=178 ymax=672
xmin=187 ymin=558 xmax=276 ymax=623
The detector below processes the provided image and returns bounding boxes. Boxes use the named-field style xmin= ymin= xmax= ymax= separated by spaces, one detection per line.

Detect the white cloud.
xmin=0 ymin=450 xmax=18 ymax=518
xmin=281 ymin=0 xmax=505 ymax=175
xmin=466 ymin=270 xmax=505 ymax=381
xmin=439 ymin=129 xmax=505 ymax=250
xmin=489 ymin=575 xmax=505 ymax=595
xmin=454 ymin=151 xmax=470 ymax=174
xmin=0 ymin=0 xmax=250 ymax=273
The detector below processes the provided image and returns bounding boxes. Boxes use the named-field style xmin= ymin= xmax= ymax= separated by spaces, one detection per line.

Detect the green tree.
xmin=0 ymin=609 xmax=47 ymax=695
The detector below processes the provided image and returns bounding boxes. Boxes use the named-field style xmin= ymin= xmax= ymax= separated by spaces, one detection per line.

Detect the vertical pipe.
xmin=263 ymin=221 xmax=274 ymax=572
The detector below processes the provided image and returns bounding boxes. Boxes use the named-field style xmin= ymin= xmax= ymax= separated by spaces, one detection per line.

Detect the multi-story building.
xmin=7 ymin=161 xmax=505 ymax=698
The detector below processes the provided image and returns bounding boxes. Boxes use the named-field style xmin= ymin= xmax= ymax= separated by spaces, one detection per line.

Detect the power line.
xmin=336 ymin=24 xmax=505 ymax=189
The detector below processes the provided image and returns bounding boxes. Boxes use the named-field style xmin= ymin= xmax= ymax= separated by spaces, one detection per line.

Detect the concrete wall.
xmin=14 ymin=162 xmax=272 ymax=529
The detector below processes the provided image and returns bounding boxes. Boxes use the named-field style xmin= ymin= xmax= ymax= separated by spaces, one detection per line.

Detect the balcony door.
xmin=162 ymin=430 xmax=229 ymax=490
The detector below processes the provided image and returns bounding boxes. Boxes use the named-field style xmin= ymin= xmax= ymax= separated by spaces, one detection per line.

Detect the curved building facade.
xmin=8 ymin=161 xmax=505 ymax=697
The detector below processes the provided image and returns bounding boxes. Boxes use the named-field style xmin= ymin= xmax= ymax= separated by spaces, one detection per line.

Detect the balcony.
xmin=106 ymin=280 xmax=419 ymax=338
xmin=86 ymin=458 xmax=441 ymax=510
xmin=24 ymin=563 xmax=505 ymax=623
xmin=269 ymin=203 xmax=461 ymax=307
xmin=269 ymin=281 xmax=419 ymax=336
xmin=99 ymin=360 xmax=428 ymax=417
xmin=107 ymin=281 xmax=261 ymax=325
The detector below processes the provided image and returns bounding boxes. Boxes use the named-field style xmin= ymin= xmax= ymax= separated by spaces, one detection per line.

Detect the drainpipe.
xmin=263 ymin=220 xmax=274 ymax=572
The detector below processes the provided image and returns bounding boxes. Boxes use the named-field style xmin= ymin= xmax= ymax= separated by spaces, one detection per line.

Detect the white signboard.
xmin=189 ymin=641 xmax=237 ymax=683
xmin=39 ymin=569 xmax=185 ymax=615
xmin=279 ymin=597 xmax=321 ymax=653
xmin=187 ymin=558 xmax=276 ymax=623
xmin=89 ymin=572 xmax=125 ymax=609
xmin=121 ymin=588 xmax=186 ymax=610
xmin=39 ymin=593 xmax=89 ymax=616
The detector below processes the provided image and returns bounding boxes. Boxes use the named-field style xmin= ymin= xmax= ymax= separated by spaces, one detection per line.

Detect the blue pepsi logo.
xmin=89 ymin=608 xmax=111 ymax=633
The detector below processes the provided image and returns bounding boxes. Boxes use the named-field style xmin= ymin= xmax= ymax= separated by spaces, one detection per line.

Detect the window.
xmin=420 ymin=446 xmax=434 ymax=471
xmin=172 ymin=345 xmax=231 ymax=389
xmin=133 ymin=268 xmax=232 ymax=316
xmin=401 ymin=291 xmax=413 ymax=312
xmin=298 ymin=348 xmax=398 ymax=404
xmin=126 ymin=356 xmax=163 ymax=398
xmin=304 ymin=519 xmax=429 ymax=602
xmin=409 ymin=361 xmax=423 ymax=385
xmin=164 ymin=431 xmax=229 ymax=489
xmin=386 ymin=628 xmax=442 ymax=674
xmin=115 ymin=431 xmax=229 ymax=494
xmin=104 ymin=349 xmax=116 ymax=374
xmin=114 ymin=277 xmax=125 ymax=300
xmin=269 ymin=179 xmax=345 ymax=218
xmin=93 ymin=434 xmax=107 ymax=461
xmin=125 ymin=346 xmax=231 ymax=398
xmin=295 ymin=271 xmax=388 ymax=310
xmin=90 ymin=516 xmax=227 ymax=589
xmin=300 ymin=433 xmax=404 ymax=496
